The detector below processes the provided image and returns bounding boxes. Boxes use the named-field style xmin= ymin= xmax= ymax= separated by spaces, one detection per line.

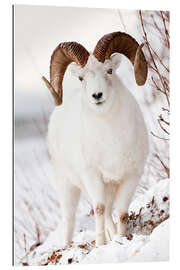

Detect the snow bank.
xmin=23 ymin=179 xmax=169 ymax=265
xmin=30 ymin=219 xmax=169 ymax=265
xmin=128 ymin=219 xmax=169 ymax=262
xmin=127 ymin=179 xmax=169 ymax=235
xmin=82 ymin=219 xmax=169 ymax=264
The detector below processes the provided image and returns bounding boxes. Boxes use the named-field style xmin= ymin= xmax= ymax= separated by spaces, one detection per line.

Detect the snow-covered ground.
xmin=14 ymin=6 xmax=169 ymax=266
xmin=17 ymin=179 xmax=169 ymax=265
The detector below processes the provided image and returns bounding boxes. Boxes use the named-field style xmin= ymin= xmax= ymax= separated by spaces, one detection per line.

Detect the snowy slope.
xmin=19 ymin=179 xmax=169 ymax=265
xmin=82 ymin=219 xmax=169 ymax=264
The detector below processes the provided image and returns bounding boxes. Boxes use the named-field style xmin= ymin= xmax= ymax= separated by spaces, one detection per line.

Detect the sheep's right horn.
xmin=42 ymin=42 xmax=89 ymax=105
xmin=93 ymin=32 xmax=148 ymax=86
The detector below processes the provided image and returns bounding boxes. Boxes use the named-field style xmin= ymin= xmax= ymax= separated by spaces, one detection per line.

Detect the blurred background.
xmin=14 ymin=5 xmax=169 ymax=265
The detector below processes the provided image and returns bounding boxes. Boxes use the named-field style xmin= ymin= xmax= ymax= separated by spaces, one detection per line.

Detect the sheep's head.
xmin=70 ymin=54 xmax=121 ymax=111
xmin=42 ymin=32 xmax=148 ymax=106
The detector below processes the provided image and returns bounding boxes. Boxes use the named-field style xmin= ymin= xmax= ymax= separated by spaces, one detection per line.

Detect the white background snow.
xmin=14 ymin=5 xmax=170 ymax=266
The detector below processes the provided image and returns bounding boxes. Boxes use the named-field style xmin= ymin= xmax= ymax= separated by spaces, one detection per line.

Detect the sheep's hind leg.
xmin=57 ymin=184 xmax=81 ymax=247
xmin=114 ymin=174 xmax=139 ymax=236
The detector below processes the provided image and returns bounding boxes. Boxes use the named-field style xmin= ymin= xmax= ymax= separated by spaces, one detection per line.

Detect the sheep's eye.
xmin=107 ymin=68 xmax=113 ymax=74
xmin=79 ymin=76 xmax=83 ymax=81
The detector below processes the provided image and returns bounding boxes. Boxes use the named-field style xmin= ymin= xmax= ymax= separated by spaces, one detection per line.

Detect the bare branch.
xmin=162 ymin=107 xmax=170 ymax=113
xmin=151 ymin=131 xmax=169 ymax=141
xmin=160 ymin=11 xmax=170 ymax=49
xmin=151 ymin=76 xmax=166 ymax=94
xmin=158 ymin=119 xmax=170 ymax=135
xmin=154 ymin=153 xmax=170 ymax=178
xmin=149 ymin=43 xmax=169 ymax=72
xmin=159 ymin=114 xmax=170 ymax=126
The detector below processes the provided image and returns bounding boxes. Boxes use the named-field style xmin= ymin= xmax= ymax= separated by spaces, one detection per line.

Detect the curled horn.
xmin=93 ymin=32 xmax=148 ymax=86
xmin=42 ymin=42 xmax=89 ymax=105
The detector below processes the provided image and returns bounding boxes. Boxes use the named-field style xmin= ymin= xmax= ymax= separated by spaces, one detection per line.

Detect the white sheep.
xmin=42 ymin=32 xmax=149 ymax=247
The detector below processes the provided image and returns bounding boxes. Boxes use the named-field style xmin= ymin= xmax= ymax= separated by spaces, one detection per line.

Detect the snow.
xmin=17 ymin=179 xmax=169 ymax=265
xmin=14 ymin=6 xmax=170 ymax=266
xmin=127 ymin=179 xmax=169 ymax=235
xmin=130 ymin=179 xmax=169 ymax=213
xmin=82 ymin=218 xmax=169 ymax=264
xmin=128 ymin=219 xmax=169 ymax=262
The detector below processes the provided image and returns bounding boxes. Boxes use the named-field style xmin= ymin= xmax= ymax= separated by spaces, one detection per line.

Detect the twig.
xmin=23 ymin=234 xmax=29 ymax=265
xmin=151 ymin=76 xmax=166 ymax=94
xmin=160 ymin=11 xmax=170 ymax=49
xmin=150 ymin=14 xmax=164 ymax=37
xmin=154 ymin=153 xmax=170 ymax=178
xmin=162 ymin=107 xmax=170 ymax=113
xmin=149 ymin=43 xmax=169 ymax=72
xmin=151 ymin=131 xmax=169 ymax=141
xmin=159 ymin=114 xmax=170 ymax=126
xmin=158 ymin=119 xmax=170 ymax=135
xmin=20 ymin=224 xmax=42 ymax=263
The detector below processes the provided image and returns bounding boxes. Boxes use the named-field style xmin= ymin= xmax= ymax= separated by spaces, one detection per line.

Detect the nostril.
xmin=97 ymin=92 xmax=103 ymax=99
xmin=92 ymin=92 xmax=103 ymax=100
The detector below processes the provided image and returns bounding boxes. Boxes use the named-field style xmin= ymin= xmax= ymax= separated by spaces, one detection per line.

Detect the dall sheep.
xmin=42 ymin=32 xmax=149 ymax=247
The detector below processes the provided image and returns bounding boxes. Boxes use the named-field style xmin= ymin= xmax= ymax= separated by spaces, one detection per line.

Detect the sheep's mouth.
xmin=95 ymin=101 xmax=105 ymax=105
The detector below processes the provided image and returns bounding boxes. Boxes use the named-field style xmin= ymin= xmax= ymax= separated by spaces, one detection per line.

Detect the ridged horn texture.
xmin=93 ymin=32 xmax=148 ymax=86
xmin=42 ymin=42 xmax=89 ymax=105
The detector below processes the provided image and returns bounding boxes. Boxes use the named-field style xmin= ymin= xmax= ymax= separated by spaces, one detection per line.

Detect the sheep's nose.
xmin=92 ymin=92 xmax=103 ymax=100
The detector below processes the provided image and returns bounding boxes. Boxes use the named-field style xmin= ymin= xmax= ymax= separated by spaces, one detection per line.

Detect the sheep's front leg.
xmin=114 ymin=174 xmax=139 ymax=236
xmin=105 ymin=204 xmax=117 ymax=242
xmin=104 ymin=183 xmax=117 ymax=242
xmin=56 ymin=180 xmax=80 ymax=247
xmin=83 ymin=168 xmax=105 ymax=246
xmin=60 ymin=186 xmax=81 ymax=246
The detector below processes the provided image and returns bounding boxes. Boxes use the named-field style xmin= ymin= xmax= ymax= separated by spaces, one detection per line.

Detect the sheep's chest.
xmin=81 ymin=117 xmax=139 ymax=181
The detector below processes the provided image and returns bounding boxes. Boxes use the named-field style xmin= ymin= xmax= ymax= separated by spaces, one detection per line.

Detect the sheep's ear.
xmin=110 ymin=53 xmax=121 ymax=69
xmin=70 ymin=63 xmax=81 ymax=77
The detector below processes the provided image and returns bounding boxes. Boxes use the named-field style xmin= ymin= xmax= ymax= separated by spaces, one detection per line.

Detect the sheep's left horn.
xmin=93 ymin=32 xmax=148 ymax=86
xmin=42 ymin=42 xmax=89 ymax=105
